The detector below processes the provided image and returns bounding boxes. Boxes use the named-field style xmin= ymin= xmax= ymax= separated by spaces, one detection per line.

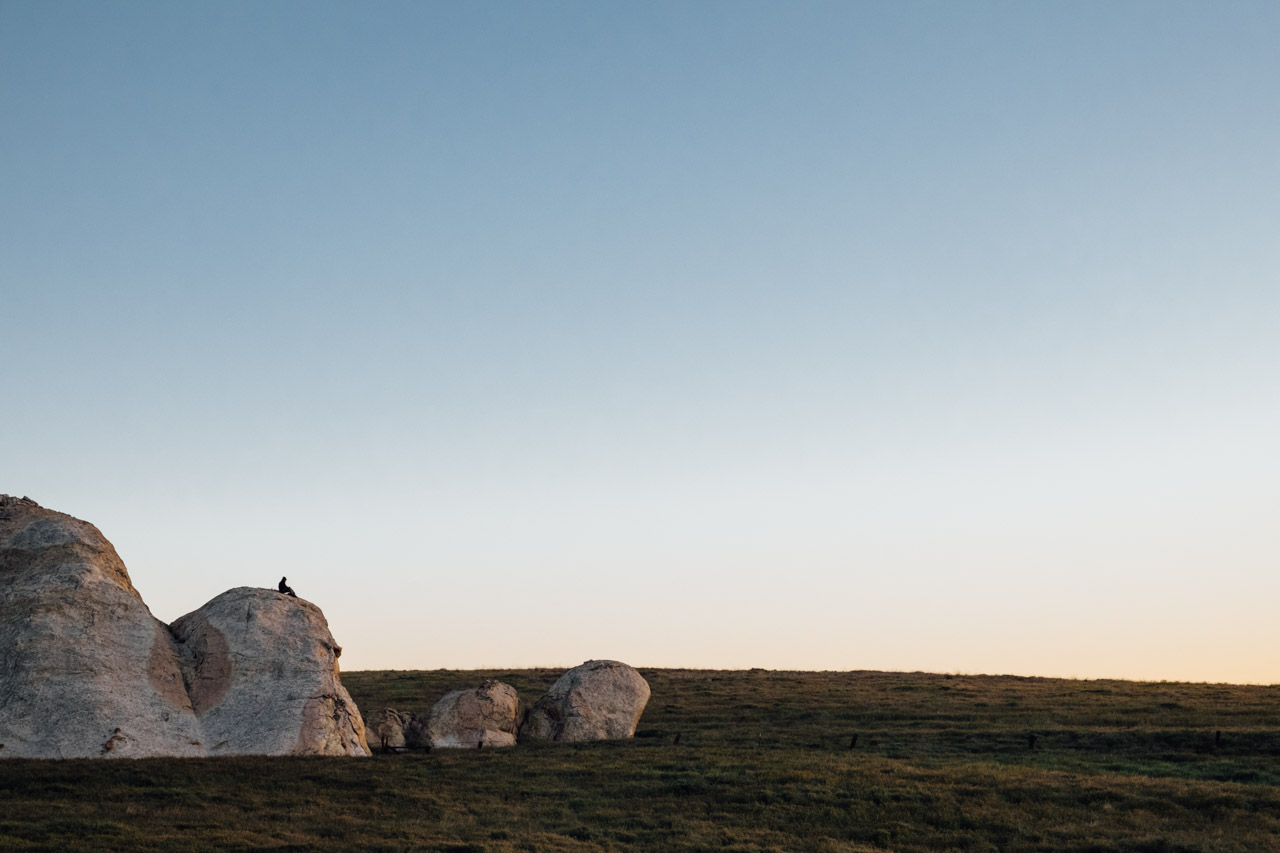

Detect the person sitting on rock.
xmin=278 ymin=576 xmax=297 ymax=597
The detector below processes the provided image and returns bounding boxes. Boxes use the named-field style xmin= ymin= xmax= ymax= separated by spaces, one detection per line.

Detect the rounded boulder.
xmin=425 ymin=679 xmax=521 ymax=749
xmin=520 ymin=660 xmax=650 ymax=742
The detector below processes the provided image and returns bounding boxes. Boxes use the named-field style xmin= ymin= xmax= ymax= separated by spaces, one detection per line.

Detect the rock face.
xmin=426 ymin=680 xmax=521 ymax=748
xmin=520 ymin=660 xmax=650 ymax=742
xmin=170 ymin=588 xmax=369 ymax=756
xmin=0 ymin=496 xmax=204 ymax=758
xmin=0 ymin=496 xmax=369 ymax=759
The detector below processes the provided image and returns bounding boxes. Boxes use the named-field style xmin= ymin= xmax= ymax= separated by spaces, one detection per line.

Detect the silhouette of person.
xmin=279 ymin=576 xmax=297 ymax=597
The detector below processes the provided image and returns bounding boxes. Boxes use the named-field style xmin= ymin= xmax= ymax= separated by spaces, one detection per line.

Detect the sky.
xmin=2 ymin=1 xmax=1278 ymax=682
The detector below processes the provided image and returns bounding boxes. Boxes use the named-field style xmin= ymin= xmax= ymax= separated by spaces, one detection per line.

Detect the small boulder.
xmin=425 ymin=679 xmax=521 ymax=749
xmin=364 ymin=708 xmax=410 ymax=752
xmin=403 ymin=713 xmax=431 ymax=750
xmin=520 ymin=660 xmax=650 ymax=742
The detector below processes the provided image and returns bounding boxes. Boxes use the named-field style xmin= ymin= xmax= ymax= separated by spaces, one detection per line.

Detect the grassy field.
xmin=2 ymin=668 xmax=1279 ymax=851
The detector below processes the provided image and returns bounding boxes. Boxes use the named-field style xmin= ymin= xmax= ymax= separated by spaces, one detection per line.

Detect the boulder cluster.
xmin=0 ymin=496 xmax=651 ymax=761
xmin=364 ymin=660 xmax=651 ymax=751
xmin=0 ymin=496 xmax=369 ymax=759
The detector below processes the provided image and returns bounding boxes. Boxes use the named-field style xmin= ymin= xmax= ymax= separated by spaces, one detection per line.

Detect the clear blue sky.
xmin=3 ymin=1 xmax=1278 ymax=681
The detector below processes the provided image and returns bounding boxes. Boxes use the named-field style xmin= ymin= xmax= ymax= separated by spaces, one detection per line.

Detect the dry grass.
xmin=2 ymin=668 xmax=1278 ymax=851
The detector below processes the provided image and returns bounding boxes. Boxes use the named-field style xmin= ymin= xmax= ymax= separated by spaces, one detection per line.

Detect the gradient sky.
xmin=3 ymin=1 xmax=1278 ymax=682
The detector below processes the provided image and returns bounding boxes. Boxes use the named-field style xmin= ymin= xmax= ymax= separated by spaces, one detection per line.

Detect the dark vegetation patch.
xmin=1 ymin=669 xmax=1279 ymax=851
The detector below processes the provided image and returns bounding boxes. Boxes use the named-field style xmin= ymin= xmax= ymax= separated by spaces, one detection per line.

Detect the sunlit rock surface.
xmin=171 ymin=587 xmax=370 ymax=756
xmin=0 ymin=496 xmax=368 ymax=759
xmin=0 ymin=496 xmax=204 ymax=758
xmin=425 ymin=679 xmax=521 ymax=748
xmin=520 ymin=660 xmax=650 ymax=742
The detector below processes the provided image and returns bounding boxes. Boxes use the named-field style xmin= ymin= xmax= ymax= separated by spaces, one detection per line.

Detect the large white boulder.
xmin=170 ymin=587 xmax=370 ymax=756
xmin=520 ymin=660 xmax=650 ymax=742
xmin=0 ymin=496 xmax=204 ymax=758
xmin=425 ymin=679 xmax=521 ymax=748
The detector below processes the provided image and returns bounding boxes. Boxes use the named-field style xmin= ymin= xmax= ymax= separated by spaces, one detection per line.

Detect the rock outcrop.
xmin=425 ymin=679 xmax=521 ymax=748
xmin=0 ymin=496 xmax=368 ymax=759
xmin=0 ymin=496 xmax=204 ymax=758
xmin=520 ymin=660 xmax=650 ymax=742
xmin=170 ymin=588 xmax=369 ymax=756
